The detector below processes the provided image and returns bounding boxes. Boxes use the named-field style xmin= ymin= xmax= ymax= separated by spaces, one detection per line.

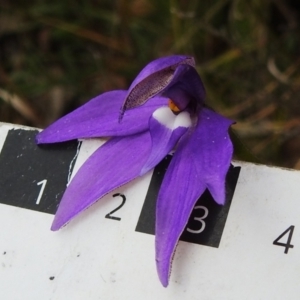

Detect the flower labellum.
xmin=36 ymin=55 xmax=234 ymax=287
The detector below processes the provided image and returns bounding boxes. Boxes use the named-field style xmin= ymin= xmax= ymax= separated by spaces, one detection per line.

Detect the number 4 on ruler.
xmin=273 ymin=225 xmax=295 ymax=254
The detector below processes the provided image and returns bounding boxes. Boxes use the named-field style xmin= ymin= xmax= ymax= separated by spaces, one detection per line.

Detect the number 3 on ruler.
xmin=36 ymin=179 xmax=47 ymax=205
xmin=186 ymin=206 xmax=209 ymax=234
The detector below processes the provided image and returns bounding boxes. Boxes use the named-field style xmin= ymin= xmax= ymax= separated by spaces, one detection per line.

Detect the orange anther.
xmin=168 ymin=99 xmax=180 ymax=113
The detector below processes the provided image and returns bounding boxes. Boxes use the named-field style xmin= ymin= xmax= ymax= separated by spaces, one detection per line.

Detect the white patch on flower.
xmin=173 ymin=111 xmax=192 ymax=129
xmin=153 ymin=107 xmax=191 ymax=129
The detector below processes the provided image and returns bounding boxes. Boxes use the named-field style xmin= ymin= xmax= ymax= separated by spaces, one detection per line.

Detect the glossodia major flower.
xmin=36 ymin=55 xmax=234 ymax=287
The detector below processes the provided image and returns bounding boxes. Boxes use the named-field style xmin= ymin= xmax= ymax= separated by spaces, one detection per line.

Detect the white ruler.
xmin=0 ymin=122 xmax=299 ymax=300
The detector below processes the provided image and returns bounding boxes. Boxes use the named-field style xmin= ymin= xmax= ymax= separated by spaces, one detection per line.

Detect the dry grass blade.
xmin=38 ymin=17 xmax=128 ymax=53
xmin=0 ymin=88 xmax=41 ymax=126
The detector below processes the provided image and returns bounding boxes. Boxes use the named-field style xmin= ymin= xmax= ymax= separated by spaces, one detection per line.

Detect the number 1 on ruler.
xmin=36 ymin=179 xmax=47 ymax=205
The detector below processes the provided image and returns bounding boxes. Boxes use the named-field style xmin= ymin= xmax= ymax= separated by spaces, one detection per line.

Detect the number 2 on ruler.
xmin=105 ymin=193 xmax=126 ymax=221
xmin=36 ymin=179 xmax=47 ymax=204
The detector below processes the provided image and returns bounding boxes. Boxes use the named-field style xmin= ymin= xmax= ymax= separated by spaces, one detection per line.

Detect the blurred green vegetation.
xmin=1 ymin=0 xmax=300 ymax=168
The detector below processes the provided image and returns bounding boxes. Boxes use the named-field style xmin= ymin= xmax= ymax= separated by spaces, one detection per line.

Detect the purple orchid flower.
xmin=36 ymin=55 xmax=234 ymax=287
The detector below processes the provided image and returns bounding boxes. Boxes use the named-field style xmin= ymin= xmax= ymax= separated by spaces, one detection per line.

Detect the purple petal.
xmin=155 ymin=108 xmax=233 ymax=287
xmin=140 ymin=107 xmax=191 ymax=176
xmin=162 ymin=64 xmax=206 ymax=111
xmin=36 ymin=90 xmax=168 ymax=144
xmin=120 ymin=55 xmax=195 ymax=115
xmin=51 ymin=131 xmax=151 ymax=230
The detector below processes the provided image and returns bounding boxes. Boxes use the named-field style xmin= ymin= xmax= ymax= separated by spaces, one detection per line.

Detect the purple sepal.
xmin=51 ymin=131 xmax=151 ymax=230
xmin=36 ymin=90 xmax=168 ymax=144
xmin=190 ymin=108 xmax=234 ymax=204
xmin=155 ymin=108 xmax=234 ymax=287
